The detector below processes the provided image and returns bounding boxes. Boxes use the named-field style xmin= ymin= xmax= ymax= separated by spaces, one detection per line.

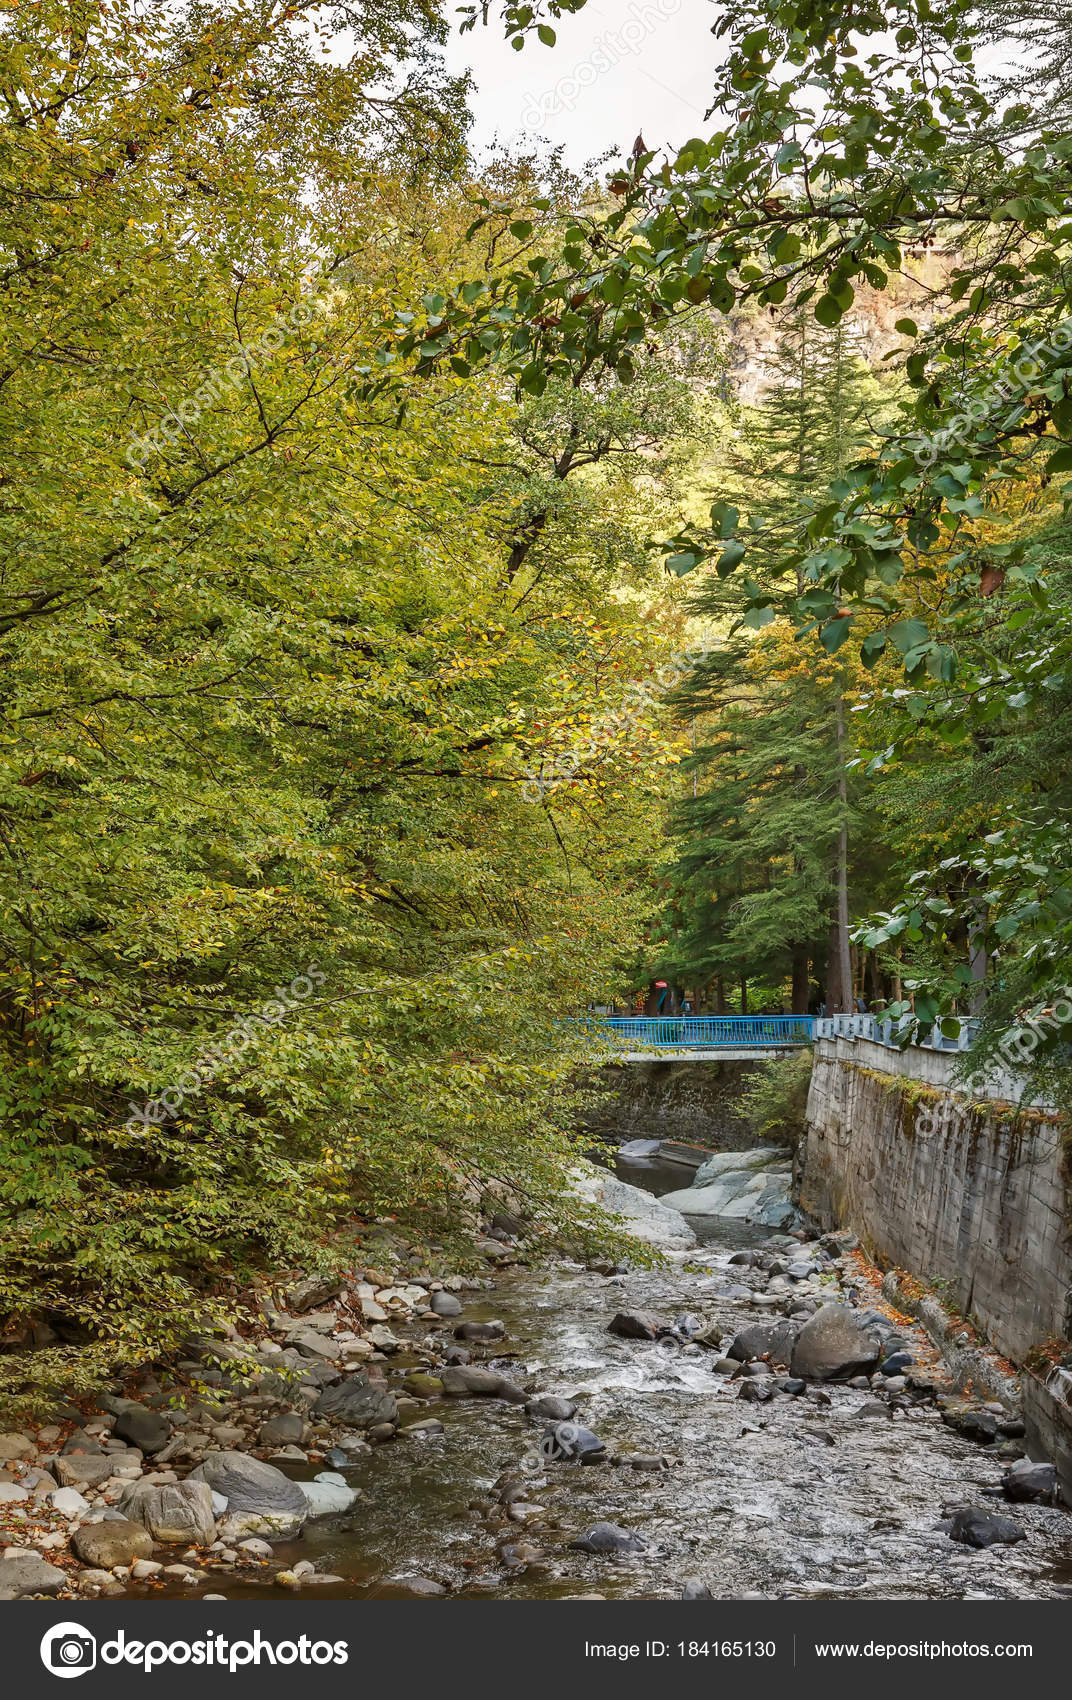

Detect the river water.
xmin=193 ymin=1156 xmax=1072 ymax=1602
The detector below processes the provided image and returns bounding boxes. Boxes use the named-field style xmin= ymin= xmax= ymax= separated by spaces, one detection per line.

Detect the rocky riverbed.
xmin=1 ymin=1164 xmax=1071 ymax=1602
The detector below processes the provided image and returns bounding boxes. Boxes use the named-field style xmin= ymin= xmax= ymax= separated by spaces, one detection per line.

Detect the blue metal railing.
xmin=583 ymin=1014 xmax=815 ymax=1050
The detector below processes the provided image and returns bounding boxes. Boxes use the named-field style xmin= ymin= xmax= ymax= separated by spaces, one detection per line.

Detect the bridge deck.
xmin=581 ymin=1014 xmax=814 ymax=1055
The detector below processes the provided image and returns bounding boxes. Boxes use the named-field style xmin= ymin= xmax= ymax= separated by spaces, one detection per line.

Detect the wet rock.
xmin=401 ymin=1418 xmax=444 ymax=1437
xmin=118 ymin=1479 xmax=217 ymax=1545
xmin=681 ymin=1578 xmax=714 ymax=1599
xmin=393 ymin=1574 xmax=447 ymax=1596
xmin=402 ymin=1373 xmax=444 ymax=1399
xmin=738 ymin=1379 xmax=774 ymax=1403
xmin=0 ymin=1555 xmax=66 ymax=1599
xmin=300 ymin=1473 xmax=356 ymax=1516
xmin=454 ymin=1321 xmax=505 ymax=1342
xmin=728 ymin=1251 xmax=755 ymax=1266
xmin=258 ymin=1412 xmax=305 ymax=1448
xmin=441 ymin=1344 xmax=471 ymax=1365
xmin=947 ymin=1507 xmax=1027 ymax=1549
xmin=1003 ymin=1459 xmax=1057 ymax=1503
xmin=880 ymin=1352 xmax=914 ymax=1376
xmin=569 ymin=1522 xmax=646 ymax=1555
xmin=790 ymin=1304 xmax=880 ymax=1381
xmin=855 ymin=1401 xmax=890 ymax=1421
xmin=727 ymin=1319 xmax=800 ymax=1365
xmin=189 ymin=1451 xmax=308 ymax=1538
xmin=313 ymin=1372 xmax=398 ymax=1430
xmin=430 ymin=1291 xmax=462 ymax=1317
xmin=944 ymin=1409 xmax=999 ymax=1445
xmin=526 ymin=1394 xmax=577 ymax=1421
xmin=619 ymin=1138 xmax=662 ymax=1158
xmin=773 ymin=1377 xmax=806 ymax=1396
xmin=541 ymin=1422 xmax=605 ymax=1462
xmin=439 ymin=1366 xmax=526 ymax=1402
xmin=608 ymin=1311 xmax=660 ymax=1341
xmin=72 ymin=1518 xmax=153 ymax=1568
xmin=674 ymin=1313 xmax=703 ymax=1339
xmin=112 ymin=1402 xmax=172 ymax=1455
xmin=571 ymin=1166 xmax=696 ymax=1251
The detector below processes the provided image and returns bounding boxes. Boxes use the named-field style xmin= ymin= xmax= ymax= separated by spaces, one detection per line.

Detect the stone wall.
xmin=801 ymin=1035 xmax=1072 ymax=1364
xmin=579 ymin=1060 xmax=771 ymax=1151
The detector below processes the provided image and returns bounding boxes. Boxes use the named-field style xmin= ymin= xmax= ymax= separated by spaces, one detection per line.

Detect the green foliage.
xmin=0 ymin=2 xmax=692 ymax=1414
xmin=736 ymin=1051 xmax=815 ymax=1151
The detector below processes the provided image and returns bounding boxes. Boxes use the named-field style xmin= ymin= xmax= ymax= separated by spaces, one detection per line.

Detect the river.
xmin=165 ymin=1154 xmax=1072 ymax=1602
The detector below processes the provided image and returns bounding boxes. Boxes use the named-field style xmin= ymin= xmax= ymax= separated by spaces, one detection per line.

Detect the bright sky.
xmin=444 ymin=0 xmax=722 ymax=173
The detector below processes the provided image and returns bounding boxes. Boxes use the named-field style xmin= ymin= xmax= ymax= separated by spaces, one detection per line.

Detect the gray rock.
xmin=113 ymin=1402 xmax=172 ymax=1455
xmin=439 ymin=1366 xmax=526 ymax=1402
xmin=618 ymin=1139 xmax=662 ymax=1158
xmin=947 ymin=1507 xmax=1027 ymax=1548
xmin=525 ymin=1395 xmax=577 ymax=1422
xmin=607 ymin=1311 xmax=659 ymax=1341
xmin=790 ymin=1304 xmax=881 ymax=1381
xmin=1003 ymin=1459 xmax=1057 ymax=1503
xmin=453 ymin=1321 xmax=505 ymax=1342
xmin=727 ymin=1319 xmax=800 ymax=1365
xmin=0 ymin=1554 xmax=66 ymax=1599
xmin=258 ymin=1412 xmax=305 ymax=1448
xmin=285 ymin=1273 xmax=343 ymax=1313
xmin=72 ymin=1518 xmax=153 ymax=1568
xmin=944 ymin=1408 xmax=999 ymax=1445
xmin=54 ymin=1451 xmax=140 ymax=1487
xmin=568 ymin=1522 xmax=646 ymax=1554
xmin=313 ymin=1372 xmax=398 ymax=1430
xmin=430 ymin=1291 xmax=462 ymax=1317
xmin=61 ymin=1428 xmax=104 ymax=1455
xmin=189 ymin=1450 xmax=307 ymax=1537
xmin=681 ymin=1578 xmax=714 ymax=1599
xmin=541 ymin=1422 xmax=605 ymax=1461
xmin=119 ymin=1479 xmax=217 ymax=1545
xmin=570 ymin=1166 xmax=695 ymax=1250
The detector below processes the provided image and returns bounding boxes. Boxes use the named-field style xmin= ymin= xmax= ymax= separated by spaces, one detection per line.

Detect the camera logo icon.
xmin=40 ymin=1623 xmax=98 ymax=1679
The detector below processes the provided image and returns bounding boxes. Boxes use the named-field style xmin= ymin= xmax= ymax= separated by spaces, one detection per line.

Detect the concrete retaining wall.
xmin=801 ymin=1035 xmax=1072 ymax=1364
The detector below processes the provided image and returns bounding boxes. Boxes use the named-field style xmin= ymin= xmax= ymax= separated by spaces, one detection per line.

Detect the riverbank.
xmin=2 ymin=1163 xmax=1069 ymax=1602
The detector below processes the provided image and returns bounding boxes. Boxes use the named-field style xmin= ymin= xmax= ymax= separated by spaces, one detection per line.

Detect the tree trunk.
xmin=715 ymin=974 xmax=727 ymax=1014
xmin=834 ymin=691 xmax=853 ymax=1013
xmin=740 ymin=974 xmax=749 ymax=1016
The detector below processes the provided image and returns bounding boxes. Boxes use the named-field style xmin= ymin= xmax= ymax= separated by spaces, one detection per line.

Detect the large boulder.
xmin=439 ymin=1366 xmax=527 ymax=1402
xmin=258 ymin=1411 xmax=305 ymax=1448
xmin=112 ymin=1402 xmax=172 ymax=1455
xmin=72 ymin=1518 xmax=153 ymax=1568
xmin=570 ymin=1165 xmax=695 ymax=1251
xmin=693 ymin=1146 xmax=791 ymax=1187
xmin=0 ymin=1554 xmax=67 ymax=1599
xmin=430 ymin=1291 xmax=462 ymax=1317
xmin=118 ymin=1479 xmax=216 ymax=1545
xmin=790 ymin=1304 xmax=881 ymax=1381
xmin=661 ymin=1155 xmax=795 ymax=1224
xmin=727 ymin=1319 xmax=801 ymax=1366
xmin=313 ymin=1372 xmax=397 ymax=1430
xmin=189 ymin=1450 xmax=307 ymax=1538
